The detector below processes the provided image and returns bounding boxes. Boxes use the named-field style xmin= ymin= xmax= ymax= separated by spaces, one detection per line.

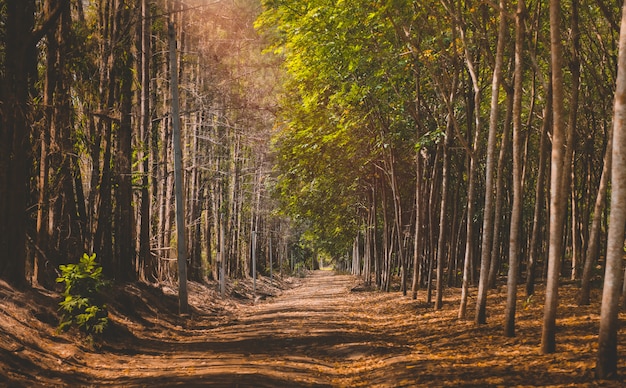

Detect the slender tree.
xmin=542 ymin=0 xmax=568 ymax=354
xmin=504 ymin=0 xmax=525 ymax=338
xmin=596 ymin=0 xmax=626 ymax=378
xmin=138 ymin=0 xmax=156 ymax=282
xmin=475 ymin=0 xmax=507 ymax=324
xmin=579 ymin=126 xmax=612 ymax=304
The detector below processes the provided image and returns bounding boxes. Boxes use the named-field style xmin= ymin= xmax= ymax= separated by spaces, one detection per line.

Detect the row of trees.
xmin=258 ymin=0 xmax=626 ymax=378
xmin=2 ymin=0 xmax=625 ymax=378
xmin=0 ymin=0 xmax=301 ymax=298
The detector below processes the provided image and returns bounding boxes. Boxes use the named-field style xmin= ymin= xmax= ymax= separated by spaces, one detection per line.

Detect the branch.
xmin=30 ymin=0 xmax=65 ymax=46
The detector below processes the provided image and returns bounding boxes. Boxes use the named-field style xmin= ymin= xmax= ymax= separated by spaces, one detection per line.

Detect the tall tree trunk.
xmin=0 ymin=0 xmax=37 ymax=288
xmin=365 ymin=188 xmax=375 ymax=286
xmin=411 ymin=156 xmax=423 ymax=299
xmin=566 ymin=0 xmax=581 ymax=281
xmin=169 ymin=21 xmax=188 ymax=314
xmin=596 ymin=0 xmax=626 ymax=377
xmin=435 ymin=119 xmax=453 ymax=309
xmin=526 ymin=87 xmax=551 ymax=297
xmin=459 ymin=143 xmax=478 ymax=320
xmin=578 ymin=123 xmax=612 ymax=305
xmin=373 ymin=185 xmax=381 ymax=289
xmin=475 ymin=0 xmax=507 ymax=325
xmin=138 ymin=0 xmax=156 ymax=282
xmin=426 ymin=149 xmax=441 ymax=303
xmin=94 ymin=0 xmax=116 ymax=276
xmin=504 ymin=0 xmax=525 ymax=337
xmin=36 ymin=0 xmax=59 ymax=287
xmin=488 ymin=88 xmax=513 ymax=289
xmin=115 ymin=1 xmax=136 ymax=282
xmin=541 ymin=0 xmax=568 ymax=354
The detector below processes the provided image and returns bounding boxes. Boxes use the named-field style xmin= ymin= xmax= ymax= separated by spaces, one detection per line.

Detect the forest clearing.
xmin=1 ymin=270 xmax=625 ymax=387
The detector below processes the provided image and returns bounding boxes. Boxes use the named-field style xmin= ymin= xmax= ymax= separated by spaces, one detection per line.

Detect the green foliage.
xmin=258 ymin=0 xmax=425 ymax=258
xmin=523 ymin=294 xmax=535 ymax=310
xmin=56 ymin=253 xmax=109 ymax=336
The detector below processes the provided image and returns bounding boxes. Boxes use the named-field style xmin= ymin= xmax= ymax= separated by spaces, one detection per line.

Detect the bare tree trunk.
xmin=411 ymin=156 xmax=423 ymax=299
xmin=0 ymin=0 xmax=37 ymax=288
xmin=94 ymin=0 xmax=116 ymax=275
xmin=566 ymin=0 xmax=581 ymax=282
xmin=435 ymin=119 xmax=453 ymax=309
xmin=504 ymin=0 xmax=525 ymax=337
xmin=475 ymin=0 xmax=507 ymax=325
xmin=579 ymin=127 xmax=612 ymax=305
xmin=596 ymin=0 xmax=626 ymax=377
xmin=526 ymin=87 xmax=551 ymax=297
xmin=36 ymin=0 xmax=58 ymax=287
xmin=373 ymin=185 xmax=381 ymax=288
xmin=115 ymin=0 xmax=136 ymax=282
xmin=459 ymin=147 xmax=478 ymax=320
xmin=138 ymin=0 xmax=156 ymax=282
xmin=169 ymin=21 xmax=188 ymax=314
xmin=541 ymin=0 xmax=568 ymax=354
xmin=426 ymin=149 xmax=441 ymax=303
xmin=488 ymin=89 xmax=513 ymax=289
xmin=204 ymin=185 xmax=214 ymax=280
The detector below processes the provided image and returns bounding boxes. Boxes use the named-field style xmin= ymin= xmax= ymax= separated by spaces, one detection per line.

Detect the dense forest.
xmin=1 ymin=0 xmax=626 ymax=381
xmin=0 ymin=0 xmax=287 ymax=287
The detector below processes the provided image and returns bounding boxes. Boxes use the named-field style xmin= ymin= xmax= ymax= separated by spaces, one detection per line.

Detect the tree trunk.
xmin=579 ymin=126 xmax=612 ymax=305
xmin=541 ymin=0 xmax=568 ymax=354
xmin=115 ymin=1 xmax=136 ymax=282
xmin=411 ymin=156 xmax=423 ymax=299
xmin=169 ymin=21 xmax=188 ymax=315
xmin=435 ymin=119 xmax=453 ymax=309
xmin=488 ymin=88 xmax=513 ymax=289
xmin=566 ymin=0 xmax=581 ymax=282
xmin=138 ymin=0 xmax=156 ymax=283
xmin=526 ymin=87 xmax=551 ymax=297
xmin=475 ymin=0 xmax=506 ymax=325
xmin=596 ymin=0 xmax=626 ymax=377
xmin=94 ymin=0 xmax=116 ymax=277
xmin=504 ymin=0 xmax=525 ymax=337
xmin=0 ymin=0 xmax=37 ymax=288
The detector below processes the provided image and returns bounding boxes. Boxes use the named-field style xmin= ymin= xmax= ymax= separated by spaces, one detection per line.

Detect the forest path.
xmin=96 ymin=270 xmax=412 ymax=387
xmin=4 ymin=270 xmax=623 ymax=387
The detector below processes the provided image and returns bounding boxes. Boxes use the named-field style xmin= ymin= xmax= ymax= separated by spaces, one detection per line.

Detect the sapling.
xmin=57 ymin=253 xmax=108 ymax=336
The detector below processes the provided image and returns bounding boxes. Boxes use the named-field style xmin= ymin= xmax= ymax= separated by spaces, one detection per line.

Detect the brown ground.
xmin=0 ymin=270 xmax=625 ymax=387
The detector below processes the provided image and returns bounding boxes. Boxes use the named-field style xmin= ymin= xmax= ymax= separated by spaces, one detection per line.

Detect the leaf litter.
xmin=0 ymin=271 xmax=625 ymax=387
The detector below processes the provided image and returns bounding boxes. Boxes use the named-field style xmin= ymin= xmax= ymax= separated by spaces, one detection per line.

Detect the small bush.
xmin=56 ymin=253 xmax=108 ymax=335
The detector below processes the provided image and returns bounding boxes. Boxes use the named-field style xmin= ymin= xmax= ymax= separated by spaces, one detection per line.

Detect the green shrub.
xmin=56 ymin=253 xmax=108 ymax=335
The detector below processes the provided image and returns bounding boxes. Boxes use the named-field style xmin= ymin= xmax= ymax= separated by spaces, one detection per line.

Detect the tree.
xmin=542 ymin=0 xmax=568 ymax=354
xmin=475 ymin=0 xmax=508 ymax=325
xmin=37 ymin=0 xmax=82 ymax=288
xmin=0 ymin=0 xmax=39 ymax=288
xmin=136 ymin=0 xmax=156 ymax=282
xmin=504 ymin=0 xmax=525 ymax=338
xmin=596 ymin=0 xmax=626 ymax=377
xmin=114 ymin=0 xmax=136 ymax=282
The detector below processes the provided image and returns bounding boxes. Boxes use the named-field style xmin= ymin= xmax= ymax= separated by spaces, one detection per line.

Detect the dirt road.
xmin=3 ymin=270 xmax=624 ymax=387
xmin=94 ymin=270 xmax=411 ymax=387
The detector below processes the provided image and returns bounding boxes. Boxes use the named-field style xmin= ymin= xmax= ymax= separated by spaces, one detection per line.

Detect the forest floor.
xmin=1 ymin=269 xmax=625 ymax=387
